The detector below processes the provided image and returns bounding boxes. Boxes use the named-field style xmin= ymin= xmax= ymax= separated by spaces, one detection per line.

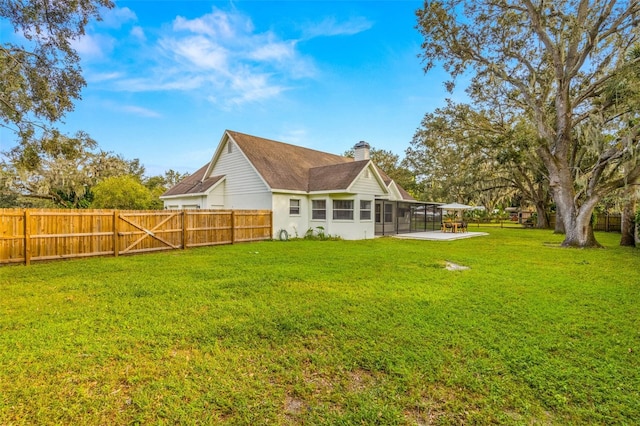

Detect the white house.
xmin=161 ymin=130 xmax=440 ymax=240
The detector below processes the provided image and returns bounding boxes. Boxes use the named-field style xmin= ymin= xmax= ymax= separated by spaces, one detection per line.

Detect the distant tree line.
xmin=0 ymin=132 xmax=188 ymax=209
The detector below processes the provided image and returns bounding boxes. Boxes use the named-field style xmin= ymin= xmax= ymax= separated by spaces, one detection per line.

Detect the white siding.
xmin=207 ymin=181 xmax=225 ymax=208
xmin=272 ymin=193 xmax=310 ymax=239
xmin=350 ymin=166 xmax=388 ymax=196
xmin=163 ymin=195 xmax=206 ymax=209
xmin=325 ymin=194 xmax=375 ymax=240
xmin=386 ymin=181 xmax=403 ymax=201
xmin=212 ymin=139 xmax=272 ymax=209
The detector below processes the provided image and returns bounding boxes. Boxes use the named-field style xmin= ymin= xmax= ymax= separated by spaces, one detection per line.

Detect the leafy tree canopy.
xmin=416 ymin=0 xmax=640 ymax=247
xmin=1 ymin=0 xmax=113 ymax=142
xmin=2 ymin=131 xmax=142 ymax=208
xmin=406 ymin=100 xmax=552 ymax=227
xmin=92 ymin=175 xmax=153 ymax=210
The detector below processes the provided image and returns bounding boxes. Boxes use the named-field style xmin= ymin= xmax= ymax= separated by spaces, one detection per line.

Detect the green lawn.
xmin=1 ymin=228 xmax=638 ymax=424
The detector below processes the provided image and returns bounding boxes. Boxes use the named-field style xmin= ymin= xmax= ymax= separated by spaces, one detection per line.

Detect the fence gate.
xmin=0 ymin=209 xmax=273 ymax=265
xmin=116 ymin=211 xmax=184 ymax=255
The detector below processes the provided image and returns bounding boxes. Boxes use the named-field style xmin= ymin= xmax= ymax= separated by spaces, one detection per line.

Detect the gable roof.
xmin=161 ymin=164 xmax=224 ymax=197
xmin=163 ymin=130 xmax=415 ymax=201
xmin=308 ymin=160 xmax=370 ymax=192
xmin=226 ymin=130 xmax=353 ymax=192
xmin=375 ymin=165 xmax=415 ymax=201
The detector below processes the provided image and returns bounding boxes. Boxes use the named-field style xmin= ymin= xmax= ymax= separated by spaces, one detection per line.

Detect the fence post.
xmin=24 ymin=209 xmax=31 ymax=266
xmin=113 ymin=210 xmax=119 ymax=257
xmin=181 ymin=210 xmax=187 ymax=249
xmin=231 ymin=210 xmax=236 ymax=244
xmin=270 ymin=210 xmax=274 ymax=239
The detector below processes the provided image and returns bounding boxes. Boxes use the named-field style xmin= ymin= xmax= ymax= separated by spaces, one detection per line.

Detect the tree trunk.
xmin=554 ymin=210 xmax=565 ymax=234
xmin=556 ymin=200 xmax=602 ymax=248
xmin=535 ymin=201 xmax=550 ymax=228
xmin=562 ymin=217 xmax=601 ymax=247
xmin=620 ymin=186 xmax=637 ymax=247
xmin=551 ymin=167 xmax=602 ymax=248
xmin=548 ymin=188 xmax=565 ymax=233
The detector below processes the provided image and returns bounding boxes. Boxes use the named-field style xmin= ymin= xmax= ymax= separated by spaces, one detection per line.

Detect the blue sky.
xmin=4 ymin=1 xmax=465 ymax=176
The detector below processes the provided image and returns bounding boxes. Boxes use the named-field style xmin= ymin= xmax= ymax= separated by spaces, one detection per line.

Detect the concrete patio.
xmin=391 ymin=230 xmax=489 ymax=241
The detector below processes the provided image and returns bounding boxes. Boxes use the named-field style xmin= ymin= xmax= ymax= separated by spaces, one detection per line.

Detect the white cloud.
xmin=302 ymin=16 xmax=374 ymax=39
xmin=160 ymin=35 xmax=229 ymax=71
xmin=130 ymin=26 xmax=146 ymax=41
xmin=87 ymin=71 xmax=123 ymax=83
xmin=114 ymin=74 xmax=206 ymax=92
xmin=100 ymin=6 xmax=137 ymax=28
xmin=249 ymin=40 xmax=296 ymax=62
xmin=173 ymin=9 xmax=253 ymax=39
xmin=94 ymin=7 xmax=376 ymax=107
xmin=119 ymin=105 xmax=162 ymax=118
xmin=110 ymin=7 xmax=317 ymax=106
xmin=228 ymin=71 xmax=288 ymax=105
xmin=71 ymin=33 xmax=114 ymax=58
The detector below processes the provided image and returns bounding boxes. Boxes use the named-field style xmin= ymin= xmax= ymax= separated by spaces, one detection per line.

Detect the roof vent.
xmin=354 ymin=140 xmax=370 ymax=161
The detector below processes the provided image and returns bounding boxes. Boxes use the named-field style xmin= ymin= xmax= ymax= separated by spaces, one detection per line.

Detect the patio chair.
xmin=442 ymin=222 xmax=453 ymax=233
xmin=458 ymin=221 xmax=468 ymax=233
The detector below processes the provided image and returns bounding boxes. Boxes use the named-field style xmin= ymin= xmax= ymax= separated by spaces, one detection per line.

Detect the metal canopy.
xmin=437 ymin=203 xmax=474 ymax=210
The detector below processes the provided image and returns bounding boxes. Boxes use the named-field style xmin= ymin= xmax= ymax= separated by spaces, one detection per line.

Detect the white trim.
xmin=386 ymin=180 xmax=403 ymax=201
xmin=346 ymin=161 xmax=389 ymax=195
xmin=308 ymin=190 xmax=353 ymax=195
xmin=289 ymin=198 xmax=301 ymax=216
xmin=311 ymin=199 xmax=327 ymax=220
xmin=160 ymin=193 xmax=201 ymax=200
xmin=159 ymin=176 xmax=226 ymax=200
xmin=360 ymin=199 xmax=373 ymax=221
xmin=332 ymin=199 xmax=355 ymax=221
xmin=271 ymin=189 xmax=309 ymax=195
xmin=273 ymin=188 xmax=354 ymax=195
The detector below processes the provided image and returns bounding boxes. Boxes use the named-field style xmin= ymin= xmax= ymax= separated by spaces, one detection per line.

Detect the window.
xmin=289 ymin=199 xmax=300 ymax=215
xmin=312 ymin=200 xmax=326 ymax=220
xmin=227 ymin=141 xmax=233 ymax=153
xmin=375 ymin=203 xmax=381 ymax=222
xmin=384 ymin=203 xmax=393 ymax=222
xmin=333 ymin=200 xmax=354 ymax=220
xmin=360 ymin=200 xmax=372 ymax=220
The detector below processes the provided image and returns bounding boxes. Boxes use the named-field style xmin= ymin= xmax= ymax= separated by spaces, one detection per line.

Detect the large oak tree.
xmin=417 ymin=0 xmax=640 ymax=247
xmin=406 ymin=101 xmax=552 ymax=227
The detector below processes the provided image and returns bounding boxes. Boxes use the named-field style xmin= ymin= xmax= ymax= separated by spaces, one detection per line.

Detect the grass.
xmin=1 ymin=228 xmax=638 ymax=424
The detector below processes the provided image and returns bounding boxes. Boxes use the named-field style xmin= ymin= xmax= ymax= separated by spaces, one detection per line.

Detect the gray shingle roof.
xmin=161 ymin=164 xmax=224 ymax=197
xmin=374 ymin=165 xmax=414 ymax=201
xmin=162 ymin=130 xmax=415 ymax=201
xmin=227 ymin=130 xmax=352 ymax=191
xmin=308 ymin=161 xmax=369 ymax=192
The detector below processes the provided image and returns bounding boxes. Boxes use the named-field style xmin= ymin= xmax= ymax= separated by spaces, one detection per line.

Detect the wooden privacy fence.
xmin=549 ymin=213 xmax=622 ymax=232
xmin=0 ymin=209 xmax=272 ymax=266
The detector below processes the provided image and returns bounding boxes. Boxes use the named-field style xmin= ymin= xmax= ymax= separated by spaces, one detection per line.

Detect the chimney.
xmin=353 ymin=140 xmax=370 ymax=161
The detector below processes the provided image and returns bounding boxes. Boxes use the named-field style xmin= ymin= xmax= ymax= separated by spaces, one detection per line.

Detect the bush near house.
xmin=92 ymin=175 xmax=154 ymax=209
xmin=1 ymin=229 xmax=638 ymax=424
